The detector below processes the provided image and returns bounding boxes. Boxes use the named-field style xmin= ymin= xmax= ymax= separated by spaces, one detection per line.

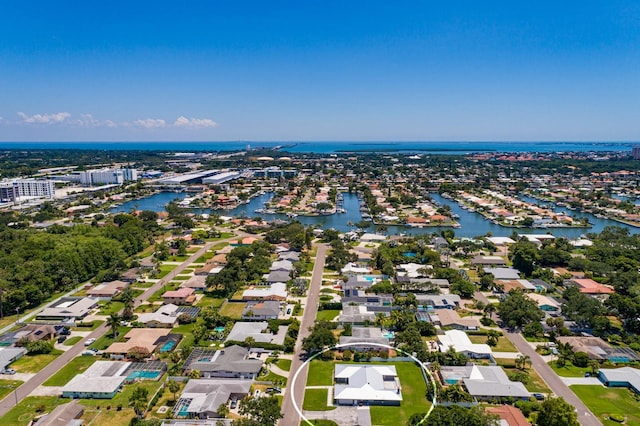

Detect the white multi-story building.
xmin=79 ymin=168 xmax=138 ymax=186
xmin=0 ymin=179 xmax=55 ymax=202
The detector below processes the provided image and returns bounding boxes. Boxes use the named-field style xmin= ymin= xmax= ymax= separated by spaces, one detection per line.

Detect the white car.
xmin=84 ymin=338 xmax=96 ymax=346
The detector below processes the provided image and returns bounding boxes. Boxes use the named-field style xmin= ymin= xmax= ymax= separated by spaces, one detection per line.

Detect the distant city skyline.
xmin=1 ymin=1 xmax=640 ymax=142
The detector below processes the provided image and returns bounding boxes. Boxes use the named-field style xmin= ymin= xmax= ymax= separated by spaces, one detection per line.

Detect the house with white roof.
xmin=242 ymin=282 xmax=288 ymax=301
xmin=334 ymin=364 xmax=402 ymax=406
xmin=440 ymin=365 xmax=529 ymax=401
xmin=341 ymin=262 xmax=371 ymax=274
xmin=438 ymin=330 xmax=492 ymax=359
xmin=599 ymin=367 xmax=640 ymax=394
xmin=62 ymin=361 xmax=131 ymax=399
xmin=36 ymin=297 xmax=97 ymax=322
xmin=136 ymin=303 xmax=180 ymax=328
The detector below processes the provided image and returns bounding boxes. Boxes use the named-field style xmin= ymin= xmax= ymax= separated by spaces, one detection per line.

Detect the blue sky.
xmin=1 ymin=1 xmax=639 ymax=141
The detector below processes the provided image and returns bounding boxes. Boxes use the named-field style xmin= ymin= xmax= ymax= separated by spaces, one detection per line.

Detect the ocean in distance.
xmin=0 ymin=141 xmax=636 ymax=154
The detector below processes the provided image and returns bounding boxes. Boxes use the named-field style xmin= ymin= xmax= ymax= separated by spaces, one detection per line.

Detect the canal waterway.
xmin=112 ymin=191 xmax=640 ymax=238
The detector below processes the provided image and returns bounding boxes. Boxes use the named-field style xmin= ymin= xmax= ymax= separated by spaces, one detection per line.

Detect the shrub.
xmin=609 ymin=414 xmax=624 ymax=423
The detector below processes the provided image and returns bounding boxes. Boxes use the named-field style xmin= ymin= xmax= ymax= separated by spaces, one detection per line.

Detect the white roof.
xmin=487 ymin=237 xmax=516 ymax=245
xmin=334 ymin=364 xmax=402 ymax=402
xmin=242 ymin=282 xmax=287 ymax=299
xmin=526 ymin=293 xmax=560 ymax=309
xmin=137 ymin=303 xmax=180 ymax=325
xmin=342 ymin=263 xmax=371 ymax=274
xmin=571 ymin=238 xmax=594 ymax=247
xmin=519 ymin=234 xmax=556 ymax=242
xmin=485 ymin=267 xmax=521 ymax=280
xmin=438 ymin=330 xmax=492 ymax=356
xmin=226 ymin=321 xmax=274 ymax=343
xmin=360 ymin=233 xmax=388 ymax=241
xmin=463 ymin=365 xmax=530 ymax=398
xmin=62 ymin=361 xmax=130 ymax=394
xmin=599 ymin=367 xmax=640 ymax=391
xmin=516 ymin=279 xmax=537 ymax=291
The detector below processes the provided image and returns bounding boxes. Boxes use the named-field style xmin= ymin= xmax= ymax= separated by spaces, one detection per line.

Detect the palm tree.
xmin=521 ymin=354 xmax=531 ymax=370
xmin=483 ymin=303 xmax=497 ymax=320
xmin=167 ymin=379 xmax=180 ymax=403
xmin=106 ymin=313 xmax=120 ymax=338
xmin=486 ymin=330 xmax=500 ymax=347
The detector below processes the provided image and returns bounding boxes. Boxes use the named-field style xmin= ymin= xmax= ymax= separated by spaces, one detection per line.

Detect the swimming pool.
xmin=160 ymin=341 xmax=176 ymax=352
xmin=127 ymin=370 xmax=161 ymax=380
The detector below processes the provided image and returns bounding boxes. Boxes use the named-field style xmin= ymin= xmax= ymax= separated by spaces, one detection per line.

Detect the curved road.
xmin=281 ymin=244 xmax=327 ymax=426
xmin=0 ymin=233 xmax=242 ymax=417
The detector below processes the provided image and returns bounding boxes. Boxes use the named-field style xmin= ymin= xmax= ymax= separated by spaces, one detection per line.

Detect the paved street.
xmin=0 ymin=233 xmax=241 ymax=417
xmin=505 ymin=332 xmax=602 ymax=426
xmin=281 ymin=243 xmax=327 ymax=426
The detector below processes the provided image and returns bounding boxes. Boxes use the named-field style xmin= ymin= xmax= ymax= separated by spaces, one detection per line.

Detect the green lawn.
xmin=468 ymin=335 xmax=517 ymax=352
xmin=315 ymin=310 xmax=340 ymax=321
xmin=219 ymin=301 xmax=246 ymax=319
xmin=98 ymin=301 xmax=125 ymax=315
xmin=369 ymin=362 xmax=431 ymax=426
xmin=306 ymin=361 xmax=334 ymax=386
xmin=502 ymin=366 xmax=551 ymax=394
xmin=277 ymin=358 xmax=292 ymax=371
xmin=548 ymin=361 xmax=592 ymax=377
xmin=300 ymin=421 xmax=338 ymax=426
xmin=571 ymin=385 xmax=640 ymax=426
xmin=257 ymin=370 xmax=287 ymax=383
xmin=63 ymin=336 xmax=83 ymax=346
xmin=11 ymin=349 xmax=63 ymax=373
xmin=43 ymin=356 xmax=97 ymax=386
xmin=196 ymin=297 xmax=225 ymax=308
xmin=0 ymin=380 xmax=23 ymax=400
xmin=0 ymin=396 xmax=67 ymax=426
xmin=303 ymin=388 xmax=335 ymax=411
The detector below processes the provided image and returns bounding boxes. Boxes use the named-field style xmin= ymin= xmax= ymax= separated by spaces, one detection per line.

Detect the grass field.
xmin=300 ymin=421 xmax=338 ymax=426
xmin=571 ymin=385 xmax=640 ymax=426
xmin=79 ymin=381 xmax=164 ymax=425
xmin=196 ymin=297 xmax=225 ymax=308
xmin=277 ymin=358 xmax=292 ymax=371
xmin=303 ymin=388 xmax=335 ymax=411
xmin=0 ymin=396 xmax=67 ymax=426
xmin=11 ymin=349 xmax=63 ymax=373
xmin=63 ymin=336 xmax=82 ymax=346
xmin=306 ymin=361 xmax=334 ymax=386
xmin=0 ymin=380 xmax=23 ymax=400
xmin=43 ymin=356 xmax=97 ymax=386
xmin=548 ymin=361 xmax=592 ymax=377
xmin=89 ymin=326 xmax=132 ymax=351
xmin=468 ymin=335 xmax=517 ymax=352
xmin=315 ymin=310 xmax=340 ymax=321
xmin=98 ymin=301 xmax=124 ymax=315
xmin=369 ymin=362 xmax=431 ymax=426
xmin=219 ymin=301 xmax=246 ymax=319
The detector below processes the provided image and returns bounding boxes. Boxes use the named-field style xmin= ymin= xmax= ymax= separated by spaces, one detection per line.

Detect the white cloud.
xmin=173 ymin=116 xmax=217 ymax=128
xmin=133 ymin=118 xmax=166 ymax=129
xmin=17 ymin=111 xmax=71 ymax=124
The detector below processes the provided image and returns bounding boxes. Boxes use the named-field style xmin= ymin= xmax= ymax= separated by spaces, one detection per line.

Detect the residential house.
xmin=183 ymin=346 xmax=263 ymax=379
xmin=415 ymin=294 xmax=461 ymax=310
xmin=486 ymin=406 xmax=531 ymax=426
xmin=569 ymin=278 xmax=614 ymax=296
xmin=526 ymin=293 xmax=561 ymax=312
xmin=242 ymin=283 xmax=287 ymax=301
xmin=226 ymin=321 xmax=287 ymax=345
xmin=334 ymin=364 xmax=402 ymax=406
xmin=0 ymin=347 xmax=27 ymax=370
xmin=265 ymin=270 xmax=291 ymax=284
xmin=33 ymin=400 xmax=84 ymax=426
xmin=241 ymin=301 xmax=281 ymax=320
xmin=339 ymin=305 xmax=377 ymax=325
xmin=162 ymin=287 xmax=196 ymax=305
xmin=175 ymin=379 xmax=252 ymax=418
xmin=180 ymin=275 xmax=208 ymax=291
xmin=36 ymin=297 xmax=97 ymax=322
xmin=431 ymin=309 xmax=481 ymax=330
xmin=598 ymin=367 xmax=640 ymax=394
xmin=137 ymin=304 xmax=181 ymax=328
xmin=106 ymin=328 xmax=172 ymax=357
xmin=338 ymin=327 xmax=390 ymax=352
xmin=556 ymin=336 xmax=640 ymax=363
xmin=87 ymin=280 xmax=127 ymax=299
xmin=62 ymin=361 xmax=131 ymax=399
xmin=438 ymin=330 xmax=492 ymax=359
xmin=440 ymin=365 xmax=529 ymax=401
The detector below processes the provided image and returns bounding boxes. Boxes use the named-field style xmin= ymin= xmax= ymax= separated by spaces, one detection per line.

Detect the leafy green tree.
xmin=302 ymin=321 xmax=337 ymax=355
xmin=129 ymin=386 xmax=150 ymax=418
xmin=106 ymin=313 xmax=120 ymax=338
xmin=416 ymin=405 xmax=497 ymax=426
xmin=536 ymin=397 xmax=579 ymax=426
xmin=497 ymin=289 xmax=544 ymax=329
xmin=510 ymin=240 xmax=539 ymax=276
xmin=236 ymin=395 xmax=282 ymax=425
xmin=167 ymin=379 xmax=180 ymax=402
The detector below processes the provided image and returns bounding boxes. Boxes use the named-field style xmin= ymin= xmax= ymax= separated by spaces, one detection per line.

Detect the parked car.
xmin=286 ymin=308 xmax=292 ymax=315
xmin=532 ymin=393 xmax=545 ymax=401
xmin=254 ymin=389 xmax=261 ymax=398
xmin=84 ymin=338 xmax=96 ymax=346
xmin=266 ymin=387 xmax=281 ymax=394
xmin=81 ymin=350 xmax=96 ymax=356
xmin=230 ymin=398 xmax=238 ymax=409
xmin=59 ymin=328 xmax=71 ymax=335
xmin=1 ymin=368 xmax=16 ymax=375
xmin=57 ymin=335 xmax=67 ymax=343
